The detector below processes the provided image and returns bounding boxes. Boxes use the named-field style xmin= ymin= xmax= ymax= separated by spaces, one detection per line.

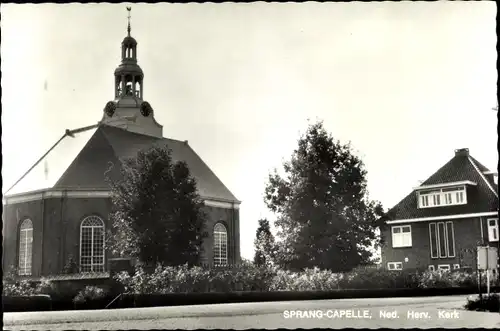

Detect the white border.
xmin=387 ymin=211 xmax=498 ymax=224
xmin=438 ymin=264 xmax=450 ymax=270
xmin=3 ymin=189 xmax=241 ymax=209
xmin=413 ymin=180 xmax=477 ymax=190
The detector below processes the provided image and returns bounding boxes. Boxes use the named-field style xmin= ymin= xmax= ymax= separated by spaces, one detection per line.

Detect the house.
xmin=380 ymin=148 xmax=498 ymax=272
xmin=2 ymin=10 xmax=241 ymax=279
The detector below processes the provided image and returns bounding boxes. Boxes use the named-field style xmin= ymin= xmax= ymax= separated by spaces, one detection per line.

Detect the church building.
xmin=2 ymin=10 xmax=241 ymax=278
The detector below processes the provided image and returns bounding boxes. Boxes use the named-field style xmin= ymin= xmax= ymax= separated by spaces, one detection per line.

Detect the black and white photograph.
xmin=1 ymin=2 xmax=499 ymax=329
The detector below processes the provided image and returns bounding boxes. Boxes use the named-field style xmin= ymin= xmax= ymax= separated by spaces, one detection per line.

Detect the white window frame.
xmin=18 ymin=219 xmax=34 ymax=276
xmin=429 ymin=223 xmax=438 ymax=258
xmin=387 ymin=262 xmax=403 ymax=270
xmin=418 ymin=186 xmax=467 ymax=209
xmin=391 ymin=225 xmax=412 ymax=248
xmin=428 ymin=265 xmax=435 ymax=271
xmin=453 ymin=264 xmax=460 ymax=269
xmin=213 ymin=223 xmax=228 ymax=266
xmin=429 ymin=221 xmax=455 ymax=258
xmin=487 ymin=218 xmax=499 ymax=242
xmin=446 ymin=221 xmax=456 ymax=258
xmin=80 ymin=216 xmax=105 ymax=273
xmin=438 ymin=264 xmax=451 ymax=271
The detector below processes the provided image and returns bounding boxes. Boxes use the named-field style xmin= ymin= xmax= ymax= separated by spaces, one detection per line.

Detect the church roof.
xmin=6 ymin=125 xmax=239 ymax=203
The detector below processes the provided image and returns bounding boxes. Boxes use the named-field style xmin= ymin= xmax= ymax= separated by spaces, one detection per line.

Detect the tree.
xmin=264 ymin=120 xmax=384 ymax=272
xmin=253 ymin=218 xmax=275 ymax=266
xmin=62 ymin=254 xmax=79 ymax=274
xmin=106 ymin=145 xmax=208 ymax=268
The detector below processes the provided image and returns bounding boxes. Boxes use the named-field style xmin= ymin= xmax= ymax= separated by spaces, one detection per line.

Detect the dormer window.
xmin=415 ymin=181 xmax=476 ymax=209
xmin=418 ymin=186 xmax=466 ymax=208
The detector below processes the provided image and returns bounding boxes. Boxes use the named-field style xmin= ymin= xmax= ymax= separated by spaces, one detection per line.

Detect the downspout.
xmin=40 ymin=192 xmax=46 ymax=277
xmin=232 ymin=202 xmax=235 ymax=265
xmin=60 ymin=190 xmax=66 ymax=273
xmin=480 ymin=217 xmax=484 ymax=244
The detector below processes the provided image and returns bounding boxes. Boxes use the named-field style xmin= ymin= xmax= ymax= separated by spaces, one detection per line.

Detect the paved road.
xmin=4 ymin=295 xmax=500 ymax=330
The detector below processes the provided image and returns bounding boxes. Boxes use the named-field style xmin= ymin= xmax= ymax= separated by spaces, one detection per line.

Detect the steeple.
xmin=100 ymin=7 xmax=163 ymax=138
xmin=115 ymin=6 xmax=142 ymax=99
xmin=127 ymin=6 xmax=131 ymax=36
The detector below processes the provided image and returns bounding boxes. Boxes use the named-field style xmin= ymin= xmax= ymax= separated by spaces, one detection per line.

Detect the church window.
xmin=80 ymin=216 xmax=105 ymax=272
xmin=18 ymin=219 xmax=33 ymax=276
xmin=213 ymin=223 xmax=228 ymax=266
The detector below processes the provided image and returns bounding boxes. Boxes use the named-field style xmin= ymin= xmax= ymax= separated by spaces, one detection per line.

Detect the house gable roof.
xmin=384 ymin=150 xmax=498 ymax=222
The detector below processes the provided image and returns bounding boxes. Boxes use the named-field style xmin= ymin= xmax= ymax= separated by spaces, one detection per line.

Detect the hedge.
xmin=3 ymin=263 xmax=498 ymax=312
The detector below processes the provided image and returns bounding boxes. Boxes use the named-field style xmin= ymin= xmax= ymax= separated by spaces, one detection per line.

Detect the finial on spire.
xmin=126 ymin=6 xmax=132 ymax=36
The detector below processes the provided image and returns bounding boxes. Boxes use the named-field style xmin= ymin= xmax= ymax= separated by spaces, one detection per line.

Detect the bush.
xmin=269 ymin=268 xmax=342 ymax=291
xmin=73 ymin=286 xmax=109 ymax=304
xmin=112 ymin=262 xmax=488 ymax=295
xmin=464 ymin=294 xmax=500 ymax=312
xmin=62 ymin=255 xmax=79 ymax=274
xmin=336 ymin=268 xmax=420 ymax=289
xmin=419 ymin=270 xmax=487 ymax=289
xmin=115 ymin=262 xmax=277 ymax=294
xmin=2 ymin=280 xmax=39 ymax=296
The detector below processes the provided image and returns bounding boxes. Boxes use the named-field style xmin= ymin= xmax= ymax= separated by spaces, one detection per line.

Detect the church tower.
xmin=100 ymin=7 xmax=163 ymax=138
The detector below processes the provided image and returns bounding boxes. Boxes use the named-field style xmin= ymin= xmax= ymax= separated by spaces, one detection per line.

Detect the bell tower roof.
xmin=99 ymin=6 xmax=163 ymax=138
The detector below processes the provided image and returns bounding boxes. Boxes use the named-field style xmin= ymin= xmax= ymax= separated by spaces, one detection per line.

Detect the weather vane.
xmin=127 ymin=6 xmax=132 ymax=36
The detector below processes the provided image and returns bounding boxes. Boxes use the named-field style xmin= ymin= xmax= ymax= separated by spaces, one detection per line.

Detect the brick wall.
xmin=381 ymin=217 xmax=484 ymax=270
xmin=3 ymin=196 xmax=240 ymax=276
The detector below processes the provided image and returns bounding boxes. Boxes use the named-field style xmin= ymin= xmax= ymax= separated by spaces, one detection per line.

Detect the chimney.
xmin=454 ymin=148 xmax=469 ymax=157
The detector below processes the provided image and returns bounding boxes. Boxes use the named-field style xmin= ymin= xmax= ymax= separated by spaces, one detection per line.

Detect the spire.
xmin=100 ymin=9 xmax=163 ymax=138
xmin=126 ymin=6 xmax=131 ymax=36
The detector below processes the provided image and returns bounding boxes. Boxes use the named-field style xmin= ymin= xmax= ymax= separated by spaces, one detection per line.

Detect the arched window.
xmin=213 ymin=223 xmax=228 ymax=266
xmin=80 ymin=216 xmax=105 ymax=272
xmin=18 ymin=219 xmax=33 ymax=276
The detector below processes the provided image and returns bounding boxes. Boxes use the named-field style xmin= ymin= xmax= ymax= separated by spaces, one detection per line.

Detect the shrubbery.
xmin=113 ymin=263 xmax=488 ymax=294
xmin=464 ymin=294 xmax=500 ymax=312
xmin=73 ymin=286 xmax=109 ymax=304
xmin=4 ymin=263 xmax=492 ymax=300
xmin=115 ymin=262 xmax=276 ymax=294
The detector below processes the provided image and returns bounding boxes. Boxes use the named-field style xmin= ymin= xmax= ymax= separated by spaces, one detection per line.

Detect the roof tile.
xmin=7 ymin=125 xmax=239 ymax=203
xmin=385 ymin=152 xmax=498 ymax=221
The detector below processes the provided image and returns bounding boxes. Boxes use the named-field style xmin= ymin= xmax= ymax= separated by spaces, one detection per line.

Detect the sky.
xmin=1 ymin=2 xmax=498 ymax=261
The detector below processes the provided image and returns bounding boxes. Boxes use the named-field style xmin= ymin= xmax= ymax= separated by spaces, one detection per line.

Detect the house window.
xmin=418 ymin=186 xmax=467 ymax=208
xmin=428 ymin=265 xmax=435 ymax=271
xmin=392 ymin=225 xmax=412 ymax=248
xmin=213 ymin=223 xmax=228 ymax=266
xmin=80 ymin=216 xmax=105 ymax=273
xmin=387 ymin=262 xmax=403 ymax=270
xmin=429 ymin=221 xmax=455 ymax=258
xmin=453 ymin=264 xmax=460 ymax=270
xmin=488 ymin=219 xmax=499 ymax=242
xmin=438 ymin=264 xmax=450 ymax=271
xmin=18 ymin=219 xmax=33 ymax=276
